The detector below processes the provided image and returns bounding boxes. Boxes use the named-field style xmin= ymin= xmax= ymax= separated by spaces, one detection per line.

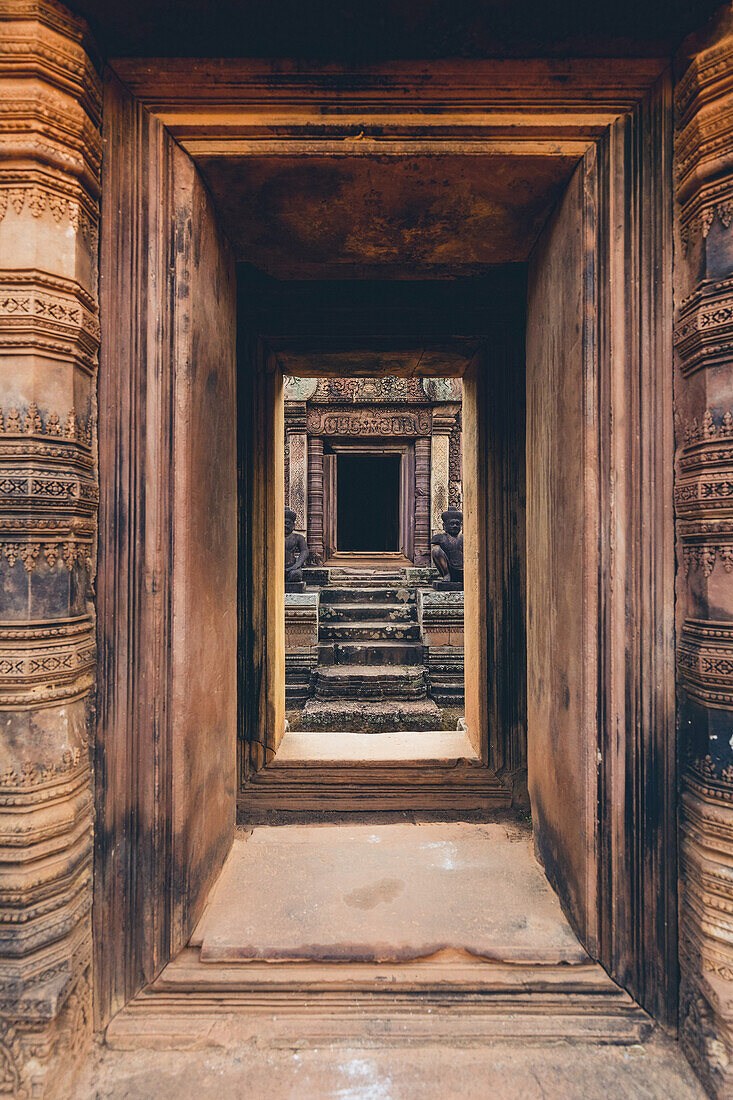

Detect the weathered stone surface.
xmin=284 ymin=592 xmax=319 ymax=704
xmin=417 ymin=589 xmax=464 ymax=704
xmin=675 ymin=18 xmax=733 ymax=1098
xmin=194 ymin=823 xmax=586 ymax=964
xmin=296 ymin=568 xmax=444 ymax=731
xmin=78 ymin=1036 xmax=707 ymax=1100
xmin=0 ymin=1 xmax=100 ymax=1094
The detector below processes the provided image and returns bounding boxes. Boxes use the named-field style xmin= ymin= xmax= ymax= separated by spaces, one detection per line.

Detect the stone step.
xmin=320 ymin=586 xmax=415 ymax=606
xmin=312 ymin=665 xmax=428 ymax=701
xmin=299 ymin=697 xmax=443 ymax=733
xmin=325 ymin=641 xmax=425 ymax=666
xmin=319 ymin=620 xmax=420 ymax=643
xmin=319 ymin=602 xmax=416 ymax=623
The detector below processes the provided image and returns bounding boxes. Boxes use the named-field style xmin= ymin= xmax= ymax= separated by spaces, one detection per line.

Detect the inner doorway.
xmin=333 ymin=451 xmax=400 ymax=554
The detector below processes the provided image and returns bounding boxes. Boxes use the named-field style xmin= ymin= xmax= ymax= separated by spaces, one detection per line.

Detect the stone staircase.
xmin=300 ymin=569 xmax=443 ymax=732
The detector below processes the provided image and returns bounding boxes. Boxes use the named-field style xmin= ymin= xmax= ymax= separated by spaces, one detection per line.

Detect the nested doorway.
xmin=324 ymin=443 xmax=413 ymax=562
xmin=97 ymin=61 xmax=675 ymax=1037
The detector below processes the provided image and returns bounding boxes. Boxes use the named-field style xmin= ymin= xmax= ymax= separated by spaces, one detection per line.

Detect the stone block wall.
xmin=417 ymin=589 xmax=464 ymax=704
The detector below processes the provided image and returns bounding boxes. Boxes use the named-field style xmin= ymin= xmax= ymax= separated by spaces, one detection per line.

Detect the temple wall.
xmin=526 ymin=156 xmax=600 ymax=951
xmin=95 ymin=70 xmax=237 ymax=1024
xmin=674 ymin=14 xmax=733 ymax=1096
xmin=527 ymin=76 xmax=676 ymax=1024
xmin=0 ymin=0 xmax=100 ymax=1093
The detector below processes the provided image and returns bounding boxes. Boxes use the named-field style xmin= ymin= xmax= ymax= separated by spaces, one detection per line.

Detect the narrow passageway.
xmin=93 ymin=818 xmax=705 ymax=1099
xmin=106 ymin=814 xmax=650 ymax=1054
xmin=192 ymin=820 xmax=584 ymax=963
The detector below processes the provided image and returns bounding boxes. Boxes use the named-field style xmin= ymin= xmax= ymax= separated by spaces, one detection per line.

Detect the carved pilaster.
xmin=448 ymin=412 xmax=463 ymax=509
xmin=284 ymin=399 xmax=308 ymax=534
xmin=0 ymin=0 xmax=99 ymax=1095
xmin=414 ymin=436 xmax=431 ymax=567
xmin=675 ymin=18 xmax=733 ymax=1097
xmin=430 ymin=407 xmax=457 ymax=536
xmin=307 ymin=436 xmax=324 ymax=559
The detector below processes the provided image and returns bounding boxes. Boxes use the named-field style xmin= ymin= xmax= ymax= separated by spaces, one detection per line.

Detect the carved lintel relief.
xmin=675 ymin=24 xmax=733 ymax=1099
xmin=310 ymin=376 xmax=429 ymax=404
xmin=306 ymin=405 xmax=432 ymax=437
xmin=0 ymin=1 xmax=100 ymax=1095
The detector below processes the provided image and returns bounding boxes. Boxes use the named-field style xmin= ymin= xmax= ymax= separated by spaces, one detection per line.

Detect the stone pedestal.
xmin=418 ymin=590 xmax=464 ymax=704
xmin=285 ymin=592 xmax=319 ymax=705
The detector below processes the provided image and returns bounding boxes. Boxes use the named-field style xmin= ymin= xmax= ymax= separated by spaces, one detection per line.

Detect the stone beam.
xmin=0 ymin=0 xmax=100 ymax=1095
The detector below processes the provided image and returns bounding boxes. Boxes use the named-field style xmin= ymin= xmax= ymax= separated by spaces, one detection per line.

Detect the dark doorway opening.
xmin=336 ymin=452 xmax=400 ymax=552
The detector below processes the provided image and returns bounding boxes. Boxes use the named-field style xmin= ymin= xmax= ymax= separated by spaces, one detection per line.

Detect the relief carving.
xmin=311 ymin=377 xmax=428 ymax=403
xmin=306 ymin=405 xmax=431 ymax=437
xmin=675 ymin=28 xmax=733 ymax=1096
xmin=0 ymin=3 xmax=99 ymax=1094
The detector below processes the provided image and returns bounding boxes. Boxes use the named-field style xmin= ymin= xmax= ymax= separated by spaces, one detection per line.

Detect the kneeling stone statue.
xmin=285 ymin=508 xmax=309 ymax=592
xmin=431 ymin=508 xmax=463 ymax=590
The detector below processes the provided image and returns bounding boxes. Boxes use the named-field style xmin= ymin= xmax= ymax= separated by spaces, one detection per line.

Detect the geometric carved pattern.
xmin=675 ymin=26 xmax=733 ymax=1098
xmin=678 ymin=620 xmax=733 ymax=709
xmin=0 ymin=617 xmax=95 ymax=708
xmin=674 ymin=279 xmax=733 ymax=377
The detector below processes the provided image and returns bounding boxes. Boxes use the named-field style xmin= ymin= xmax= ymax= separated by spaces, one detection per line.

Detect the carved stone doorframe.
xmin=0 ymin=32 xmax=700 ymax=1090
xmin=321 ymin=441 xmax=416 ymax=562
xmin=99 ymin=57 xmax=678 ymax=1035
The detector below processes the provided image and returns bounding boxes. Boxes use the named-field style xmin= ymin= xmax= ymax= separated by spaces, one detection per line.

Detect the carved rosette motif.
xmin=0 ymin=1 xmax=99 ymax=1095
xmin=675 ymin=26 xmax=733 ymax=1097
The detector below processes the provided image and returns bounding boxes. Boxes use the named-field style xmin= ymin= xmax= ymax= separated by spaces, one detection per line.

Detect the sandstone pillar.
xmin=307 ymin=436 xmax=325 ymax=560
xmin=285 ymin=399 xmax=308 ymax=534
xmin=0 ymin=0 xmax=100 ymax=1094
xmin=414 ymin=436 xmax=431 ymax=565
xmin=675 ymin=16 xmax=733 ymax=1097
xmin=430 ymin=410 xmax=453 ymax=535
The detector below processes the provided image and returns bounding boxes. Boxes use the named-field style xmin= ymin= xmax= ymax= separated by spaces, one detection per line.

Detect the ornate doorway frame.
xmin=96 ymin=58 xmax=676 ymax=1035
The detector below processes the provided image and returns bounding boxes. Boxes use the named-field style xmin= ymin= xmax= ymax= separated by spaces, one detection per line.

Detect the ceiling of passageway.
xmin=199 ymin=153 xmax=576 ymax=278
xmin=75 ymin=0 xmax=724 ymax=59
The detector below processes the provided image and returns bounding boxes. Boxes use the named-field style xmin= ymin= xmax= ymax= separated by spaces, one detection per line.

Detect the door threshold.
xmin=275 ymin=728 xmax=479 ymax=763
xmin=324 ymin=552 xmax=413 ymax=569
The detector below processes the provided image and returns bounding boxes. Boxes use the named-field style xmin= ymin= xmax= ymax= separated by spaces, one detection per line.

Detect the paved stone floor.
xmin=193 ymin=820 xmax=583 ymax=963
xmin=79 ymin=1035 xmax=706 ymax=1099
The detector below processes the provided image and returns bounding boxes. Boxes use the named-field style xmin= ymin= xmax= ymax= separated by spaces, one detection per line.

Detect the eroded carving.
xmin=431 ymin=509 xmax=463 ymax=590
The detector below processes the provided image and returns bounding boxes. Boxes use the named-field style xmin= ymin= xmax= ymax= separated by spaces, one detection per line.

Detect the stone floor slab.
xmin=192 ymin=821 xmax=586 ymax=964
xmin=79 ymin=1037 xmax=706 ymax=1099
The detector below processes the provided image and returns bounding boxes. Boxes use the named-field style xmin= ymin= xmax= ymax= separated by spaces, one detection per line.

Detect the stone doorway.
xmin=93 ymin=57 xmax=677 ymax=1068
xmin=330 ymin=449 xmax=402 ymax=557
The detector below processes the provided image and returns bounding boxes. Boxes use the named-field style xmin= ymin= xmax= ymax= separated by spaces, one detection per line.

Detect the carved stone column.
xmin=414 ymin=436 xmax=431 ymax=566
xmin=0 ymin=1 xmax=100 ymax=1094
xmin=307 ymin=436 xmax=324 ymax=559
xmin=285 ymin=399 xmax=308 ymax=534
xmin=430 ymin=407 xmax=457 ymax=535
xmin=675 ymin=19 xmax=733 ymax=1097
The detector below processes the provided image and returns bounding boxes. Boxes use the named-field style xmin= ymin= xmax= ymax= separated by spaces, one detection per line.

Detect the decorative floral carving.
xmin=0 ymin=404 xmax=92 ymax=447
xmin=311 ymin=377 xmax=429 ymax=404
